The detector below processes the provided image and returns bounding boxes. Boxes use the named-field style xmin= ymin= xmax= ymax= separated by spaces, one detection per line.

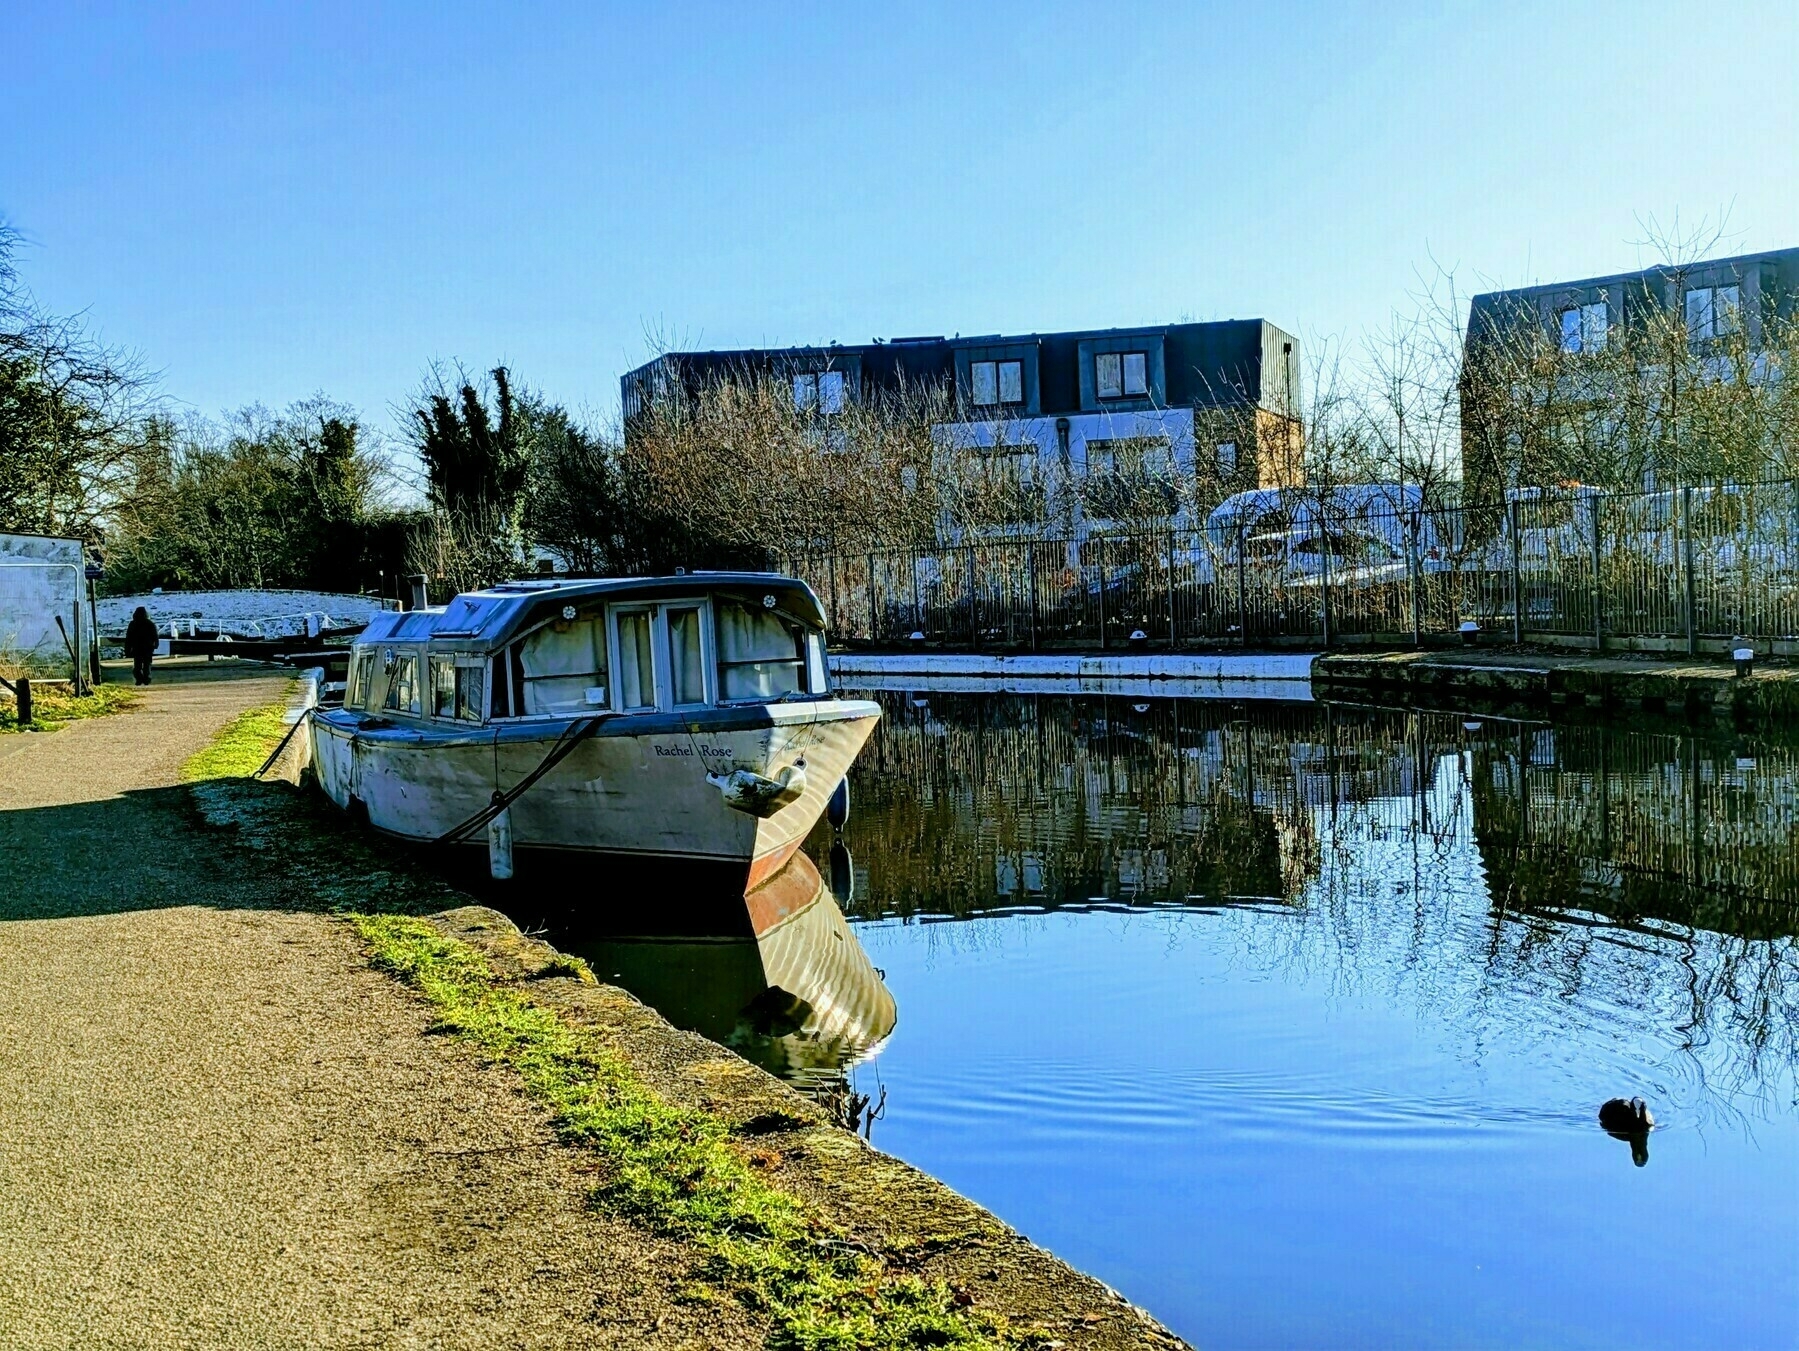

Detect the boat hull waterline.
xmin=310 ymin=699 xmax=881 ymax=889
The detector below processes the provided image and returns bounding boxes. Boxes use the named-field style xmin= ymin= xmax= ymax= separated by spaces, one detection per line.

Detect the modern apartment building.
xmin=1461 ymin=246 xmax=1799 ymax=498
xmin=620 ymin=319 xmax=1303 ymax=533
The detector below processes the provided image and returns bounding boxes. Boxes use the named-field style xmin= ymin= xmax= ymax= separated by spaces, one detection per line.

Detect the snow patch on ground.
xmin=99 ymin=590 xmax=395 ymax=638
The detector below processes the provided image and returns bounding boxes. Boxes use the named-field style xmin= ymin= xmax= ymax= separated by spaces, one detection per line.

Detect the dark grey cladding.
xmin=620 ymin=318 xmax=1300 ymax=426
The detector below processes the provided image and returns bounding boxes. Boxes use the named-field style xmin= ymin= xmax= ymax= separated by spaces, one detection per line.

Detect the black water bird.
xmin=1598 ymin=1097 xmax=1654 ymax=1134
xmin=1599 ymin=1097 xmax=1654 ymax=1166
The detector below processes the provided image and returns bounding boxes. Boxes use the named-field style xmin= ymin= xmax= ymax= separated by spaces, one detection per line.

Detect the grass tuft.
xmin=0 ymin=679 xmax=137 ymax=733
xmin=181 ymin=693 xmax=295 ymax=781
xmin=349 ymin=913 xmax=1016 ymax=1349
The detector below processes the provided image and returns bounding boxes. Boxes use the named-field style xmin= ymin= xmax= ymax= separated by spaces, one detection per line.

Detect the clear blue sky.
xmin=6 ymin=1 xmax=1796 ymax=435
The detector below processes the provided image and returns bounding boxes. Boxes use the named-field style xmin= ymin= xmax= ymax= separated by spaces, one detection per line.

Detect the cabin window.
xmin=489 ymin=650 xmax=510 ymax=717
xmin=519 ymin=615 xmax=609 ymax=715
xmin=716 ymin=599 xmax=807 ymax=701
xmin=455 ymin=662 xmax=485 ymax=722
xmin=668 ymin=606 xmax=707 ymax=706
xmin=383 ymin=653 xmax=420 ymax=714
xmin=615 ymin=609 xmax=657 ymax=710
xmin=430 ymin=655 xmax=457 ymax=717
xmin=347 ymin=651 xmax=377 ymax=710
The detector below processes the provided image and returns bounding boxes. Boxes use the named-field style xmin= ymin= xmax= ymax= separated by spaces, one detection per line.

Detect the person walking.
xmin=124 ymin=606 xmax=160 ymax=686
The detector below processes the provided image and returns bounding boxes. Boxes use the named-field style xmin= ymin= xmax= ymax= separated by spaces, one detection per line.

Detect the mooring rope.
xmin=253 ymin=708 xmax=312 ymax=779
xmin=433 ymin=712 xmax=614 ymax=847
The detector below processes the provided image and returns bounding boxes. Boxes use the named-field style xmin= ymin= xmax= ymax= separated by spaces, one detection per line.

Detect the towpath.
xmin=0 ymin=661 xmax=1186 ymax=1351
xmin=0 ymin=662 xmax=758 ymax=1349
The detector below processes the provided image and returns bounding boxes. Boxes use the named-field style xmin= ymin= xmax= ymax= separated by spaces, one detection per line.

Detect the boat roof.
xmin=355 ymin=572 xmax=828 ymax=649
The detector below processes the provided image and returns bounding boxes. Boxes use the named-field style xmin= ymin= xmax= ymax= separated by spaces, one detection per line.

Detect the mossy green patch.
xmin=0 ymin=681 xmax=137 ymax=733
xmin=181 ymin=692 xmax=296 ymax=781
xmin=349 ymin=913 xmax=1023 ymax=1350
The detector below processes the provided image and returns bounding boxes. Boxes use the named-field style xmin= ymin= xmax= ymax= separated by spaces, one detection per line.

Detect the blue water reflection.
xmin=820 ymin=692 xmax=1799 ymax=1350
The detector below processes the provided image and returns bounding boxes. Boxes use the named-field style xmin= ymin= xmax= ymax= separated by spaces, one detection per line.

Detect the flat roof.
xmin=1469 ymin=246 xmax=1799 ymax=304
xmin=357 ymin=573 xmax=827 ymax=649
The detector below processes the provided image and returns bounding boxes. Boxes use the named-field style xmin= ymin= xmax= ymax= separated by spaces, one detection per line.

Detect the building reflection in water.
xmin=830 ymin=689 xmax=1799 ymax=1106
xmin=842 ymin=689 xmax=1799 ymax=932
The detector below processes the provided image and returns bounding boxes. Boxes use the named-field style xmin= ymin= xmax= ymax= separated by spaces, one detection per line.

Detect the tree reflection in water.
xmin=826 ymin=690 xmax=1799 ymax=1120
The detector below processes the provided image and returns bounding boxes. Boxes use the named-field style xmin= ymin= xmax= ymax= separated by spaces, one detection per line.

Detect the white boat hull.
xmin=310 ymin=699 xmax=880 ymax=890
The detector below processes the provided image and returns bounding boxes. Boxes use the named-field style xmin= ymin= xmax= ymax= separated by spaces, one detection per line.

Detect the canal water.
xmin=586 ymin=689 xmax=1799 ymax=1350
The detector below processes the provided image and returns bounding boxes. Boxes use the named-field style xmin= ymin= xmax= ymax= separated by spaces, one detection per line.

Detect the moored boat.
xmin=309 ymin=573 xmax=879 ymax=892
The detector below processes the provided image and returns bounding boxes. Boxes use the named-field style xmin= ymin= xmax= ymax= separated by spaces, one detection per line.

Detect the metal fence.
xmin=790 ymin=478 xmax=1799 ymax=651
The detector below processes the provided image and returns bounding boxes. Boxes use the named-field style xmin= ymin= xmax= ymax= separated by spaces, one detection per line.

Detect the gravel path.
xmin=0 ymin=663 xmax=750 ymax=1350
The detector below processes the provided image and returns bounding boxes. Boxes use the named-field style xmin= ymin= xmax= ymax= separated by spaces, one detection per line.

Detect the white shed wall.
xmin=0 ymin=533 xmax=87 ymax=677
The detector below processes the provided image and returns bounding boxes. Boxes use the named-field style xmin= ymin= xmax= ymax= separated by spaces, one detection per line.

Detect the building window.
xmin=792 ymin=370 xmax=847 ymax=413
xmin=1096 ymin=351 xmax=1149 ymax=399
xmin=1559 ymin=302 xmax=1607 ymax=353
xmin=1083 ymin=437 xmax=1177 ymax=519
xmin=1685 ymin=284 xmax=1741 ymax=339
xmin=970 ymin=359 xmax=1023 ymax=407
xmin=1216 ymin=441 xmax=1238 ymax=477
xmin=967 ymin=445 xmax=1042 ymax=527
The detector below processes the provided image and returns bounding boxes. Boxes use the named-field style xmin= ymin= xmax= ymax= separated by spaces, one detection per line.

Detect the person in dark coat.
xmin=124 ymin=606 xmax=160 ymax=686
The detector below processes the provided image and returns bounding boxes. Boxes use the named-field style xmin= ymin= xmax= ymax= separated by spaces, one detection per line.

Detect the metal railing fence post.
xmin=1509 ymin=497 xmax=1524 ymax=644
xmin=967 ymin=544 xmax=979 ymax=649
xmin=912 ymin=548 xmax=922 ymax=635
xmin=1320 ymin=509 xmax=1333 ymax=649
xmin=866 ymin=553 xmax=878 ymax=643
xmin=827 ymin=553 xmax=839 ymax=636
xmin=1591 ymin=494 xmax=1604 ymax=654
xmin=1167 ymin=528 xmax=1177 ymax=647
xmin=1096 ymin=535 xmax=1109 ymax=650
xmin=1681 ymin=485 xmax=1697 ymax=655
xmin=1236 ymin=518 xmax=1248 ymax=647
xmin=1408 ymin=508 xmax=1422 ymax=648
xmin=1028 ymin=543 xmax=1039 ymax=652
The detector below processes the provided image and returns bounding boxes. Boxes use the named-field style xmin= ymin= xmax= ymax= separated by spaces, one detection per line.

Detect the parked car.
xmin=1274 ymin=531 xmax=1409 ymax=590
xmin=1208 ymin=483 xmax=1453 ymax=575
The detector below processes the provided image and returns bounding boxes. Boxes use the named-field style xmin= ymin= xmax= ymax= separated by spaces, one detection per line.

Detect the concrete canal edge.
xmin=831 ymin=651 xmax=1316 ymax=701
xmin=359 ymin=904 xmax=1191 ymax=1349
xmin=1313 ymin=648 xmax=1799 ymax=723
xmin=830 ymin=646 xmax=1797 ymax=726
xmin=190 ymin=701 xmax=1190 ymax=1348
xmin=832 ymin=652 xmax=1317 ymax=682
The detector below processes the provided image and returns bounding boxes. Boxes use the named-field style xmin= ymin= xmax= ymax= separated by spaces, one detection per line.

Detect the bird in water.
xmin=1599 ymin=1097 xmax=1654 ymax=1166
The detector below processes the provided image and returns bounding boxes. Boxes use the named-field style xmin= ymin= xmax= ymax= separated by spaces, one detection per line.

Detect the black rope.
xmin=434 ymin=713 xmax=614 ymax=846
xmin=254 ymin=709 xmax=310 ymax=779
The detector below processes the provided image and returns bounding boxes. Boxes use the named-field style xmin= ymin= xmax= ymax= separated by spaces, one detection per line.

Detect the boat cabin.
xmin=340 ymin=575 xmax=832 ymax=723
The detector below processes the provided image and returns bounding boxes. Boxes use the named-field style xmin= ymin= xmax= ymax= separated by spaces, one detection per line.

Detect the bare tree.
xmin=0 ymin=220 xmax=156 ymax=542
